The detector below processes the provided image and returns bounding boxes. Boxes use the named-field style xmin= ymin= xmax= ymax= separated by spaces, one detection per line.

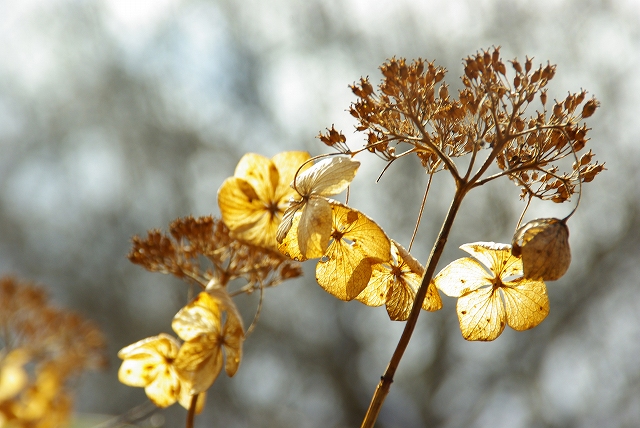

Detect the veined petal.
xmin=218 ymin=177 xmax=268 ymax=231
xmin=297 ymin=197 xmax=333 ymax=259
xmin=117 ymin=334 xmax=180 ymax=388
xmin=316 ymin=242 xmax=373 ymax=301
xmin=294 ymin=156 xmax=360 ymax=198
xmin=174 ymin=335 xmax=223 ymax=394
xmin=144 ymin=364 xmax=182 ymax=408
xmin=272 ymin=151 xmax=312 ymax=204
xmin=233 ymin=153 xmax=278 ymax=202
xmin=459 ymin=242 xmax=520 ymax=278
xmin=172 ymin=293 xmax=222 ymax=342
xmin=501 ymin=277 xmax=549 ymax=331
xmin=457 ymin=286 xmax=506 ymax=341
xmin=433 ymin=257 xmax=492 ymax=297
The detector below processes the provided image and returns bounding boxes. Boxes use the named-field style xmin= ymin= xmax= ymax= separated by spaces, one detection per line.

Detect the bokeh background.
xmin=1 ymin=0 xmax=639 ymax=427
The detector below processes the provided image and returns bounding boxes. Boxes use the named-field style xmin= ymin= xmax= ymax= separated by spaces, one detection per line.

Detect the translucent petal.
xmin=294 ymin=156 xmax=360 ymax=197
xmin=143 ymin=365 xmax=181 ymax=408
xmin=421 ymin=280 xmax=443 ymax=312
xmin=117 ymin=334 xmax=180 ymax=387
xmin=276 ymin=200 xmax=304 ymax=244
xmin=316 ymin=243 xmax=372 ymax=301
xmin=315 ymin=203 xmax=390 ymax=301
xmin=433 ymin=257 xmax=491 ymax=297
xmin=297 ymin=197 xmax=333 ymax=259
xmin=172 ymin=293 xmax=222 ymax=342
xmin=501 ymin=277 xmax=549 ymax=331
xmin=385 ymin=279 xmax=415 ymax=321
xmin=174 ymin=336 xmax=223 ymax=394
xmin=459 ymin=242 xmax=521 ymax=278
xmin=218 ymin=177 xmax=268 ymax=232
xmin=233 ymin=153 xmax=278 ymax=203
xmin=272 ymin=151 xmax=312 ymax=203
xmin=356 ymin=262 xmax=392 ymax=307
xmin=457 ymin=286 xmax=506 ymax=341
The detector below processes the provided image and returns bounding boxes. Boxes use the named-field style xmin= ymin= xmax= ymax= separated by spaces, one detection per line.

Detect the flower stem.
xmin=360 ymin=184 xmax=468 ymax=428
xmin=186 ymin=395 xmax=197 ymax=428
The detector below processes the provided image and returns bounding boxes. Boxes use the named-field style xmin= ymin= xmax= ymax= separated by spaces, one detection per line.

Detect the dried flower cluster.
xmin=121 ymin=48 xmax=604 ymax=427
xmin=0 ymin=276 xmax=106 ymax=427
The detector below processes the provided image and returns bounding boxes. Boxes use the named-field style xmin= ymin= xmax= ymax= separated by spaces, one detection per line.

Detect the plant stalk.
xmin=360 ymin=184 xmax=468 ymax=428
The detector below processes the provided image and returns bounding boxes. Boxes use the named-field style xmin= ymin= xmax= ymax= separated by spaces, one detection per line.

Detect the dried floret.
xmin=512 ymin=218 xmax=571 ymax=281
xmin=434 ymin=242 xmax=549 ymax=341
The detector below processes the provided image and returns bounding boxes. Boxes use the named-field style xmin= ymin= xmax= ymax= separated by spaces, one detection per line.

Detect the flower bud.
xmin=512 ymin=218 xmax=571 ymax=281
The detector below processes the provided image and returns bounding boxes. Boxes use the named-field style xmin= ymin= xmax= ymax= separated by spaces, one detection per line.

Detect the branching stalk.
xmin=361 ymin=182 xmax=470 ymax=427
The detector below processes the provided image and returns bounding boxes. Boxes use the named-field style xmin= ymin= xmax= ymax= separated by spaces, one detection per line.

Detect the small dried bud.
xmin=439 ymin=84 xmax=449 ymax=99
xmin=510 ymin=59 xmax=522 ymax=73
xmin=540 ymin=90 xmax=547 ymax=106
xmin=581 ymin=98 xmax=599 ymax=118
xmin=525 ymin=57 xmax=532 ymax=73
xmin=553 ymin=103 xmax=563 ymax=118
xmin=512 ymin=218 xmax=571 ymax=281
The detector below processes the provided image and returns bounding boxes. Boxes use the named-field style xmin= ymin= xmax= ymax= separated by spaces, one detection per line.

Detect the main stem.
xmin=360 ymin=184 xmax=468 ymax=428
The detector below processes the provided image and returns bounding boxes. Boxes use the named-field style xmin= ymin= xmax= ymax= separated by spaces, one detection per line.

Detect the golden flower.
xmin=276 ymin=155 xmax=360 ymax=260
xmin=434 ymin=242 xmax=549 ymax=341
xmin=118 ymin=333 xmax=203 ymax=411
xmin=218 ymin=151 xmax=311 ymax=251
xmin=172 ymin=289 xmax=244 ymax=395
xmin=307 ymin=201 xmax=391 ymax=301
xmin=357 ymin=240 xmax=442 ymax=320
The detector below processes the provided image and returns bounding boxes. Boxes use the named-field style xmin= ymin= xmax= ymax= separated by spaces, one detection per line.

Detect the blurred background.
xmin=1 ymin=0 xmax=639 ymax=427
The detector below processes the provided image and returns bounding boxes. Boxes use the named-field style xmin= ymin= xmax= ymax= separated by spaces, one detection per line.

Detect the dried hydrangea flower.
xmin=434 ymin=242 xmax=549 ymax=341
xmin=512 ymin=217 xmax=571 ymax=281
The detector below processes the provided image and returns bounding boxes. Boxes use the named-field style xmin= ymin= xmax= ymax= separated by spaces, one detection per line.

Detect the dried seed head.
xmin=511 ymin=218 xmax=571 ymax=281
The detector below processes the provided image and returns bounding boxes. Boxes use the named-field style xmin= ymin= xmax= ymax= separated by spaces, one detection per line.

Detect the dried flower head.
xmin=512 ymin=217 xmax=571 ymax=281
xmin=276 ymin=155 xmax=360 ymax=260
xmin=218 ymin=151 xmax=311 ymax=251
xmin=356 ymin=240 xmax=442 ymax=321
xmin=313 ymin=202 xmax=391 ymax=301
xmin=129 ymin=215 xmax=302 ymax=292
xmin=434 ymin=242 xmax=549 ymax=341
xmin=172 ymin=289 xmax=244 ymax=394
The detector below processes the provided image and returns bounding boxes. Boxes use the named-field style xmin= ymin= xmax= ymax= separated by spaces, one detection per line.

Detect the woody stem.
xmin=360 ymin=183 xmax=469 ymax=428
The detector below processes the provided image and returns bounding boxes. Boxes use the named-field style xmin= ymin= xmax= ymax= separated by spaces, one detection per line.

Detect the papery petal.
xmin=174 ymin=335 xmax=223 ymax=394
xmin=297 ymin=197 xmax=333 ymax=258
xmin=117 ymin=334 xmax=180 ymax=387
xmin=457 ymin=286 xmax=506 ymax=341
xmin=356 ymin=262 xmax=391 ymax=307
xmin=233 ymin=153 xmax=278 ymax=202
xmin=316 ymin=243 xmax=373 ymax=301
xmin=294 ymin=156 xmax=360 ymax=197
xmin=433 ymin=257 xmax=491 ymax=297
xmin=459 ymin=242 xmax=520 ymax=278
xmin=501 ymin=277 xmax=549 ymax=331
xmin=144 ymin=365 xmax=181 ymax=408
xmin=385 ymin=279 xmax=415 ymax=321
xmin=172 ymin=293 xmax=222 ymax=342
xmin=218 ymin=177 xmax=268 ymax=232
xmin=272 ymin=151 xmax=312 ymax=203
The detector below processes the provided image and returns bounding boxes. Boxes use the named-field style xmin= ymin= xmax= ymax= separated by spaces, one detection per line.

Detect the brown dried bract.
xmin=512 ymin=218 xmax=571 ymax=281
xmin=128 ymin=215 xmax=303 ymax=291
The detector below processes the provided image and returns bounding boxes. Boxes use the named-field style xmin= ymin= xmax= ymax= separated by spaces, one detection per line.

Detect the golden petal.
xmin=433 ymin=257 xmax=492 ymax=297
xmin=457 ymin=286 xmax=506 ymax=341
xmin=172 ymin=293 xmax=222 ymax=342
xmin=143 ymin=365 xmax=181 ymax=408
xmin=356 ymin=262 xmax=392 ymax=307
xmin=501 ymin=277 xmax=549 ymax=331
xmin=175 ymin=337 xmax=223 ymax=394
xmin=316 ymin=245 xmax=373 ymax=301
xmin=385 ymin=279 xmax=415 ymax=321
xmin=459 ymin=242 xmax=521 ymax=278
xmin=297 ymin=197 xmax=333 ymax=259
xmin=294 ymin=156 xmax=360 ymax=197
xmin=272 ymin=151 xmax=312 ymax=203
xmin=217 ymin=177 xmax=267 ymax=232
xmin=233 ymin=153 xmax=278 ymax=203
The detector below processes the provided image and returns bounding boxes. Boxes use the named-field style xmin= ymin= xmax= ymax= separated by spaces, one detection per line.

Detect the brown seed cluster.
xmin=339 ymin=47 xmax=604 ymax=203
xmin=128 ymin=215 xmax=303 ymax=291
